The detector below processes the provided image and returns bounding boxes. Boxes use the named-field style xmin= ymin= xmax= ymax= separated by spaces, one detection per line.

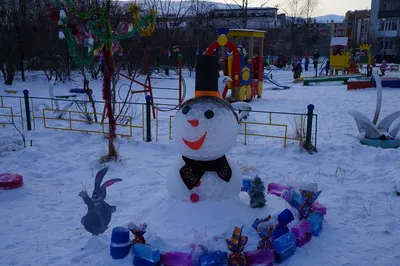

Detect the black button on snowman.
xmin=166 ymin=55 xmax=242 ymax=202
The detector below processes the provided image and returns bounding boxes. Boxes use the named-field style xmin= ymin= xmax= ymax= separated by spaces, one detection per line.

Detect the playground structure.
xmin=358 ymin=44 xmax=373 ymax=65
xmin=329 ymin=37 xmax=352 ymax=75
xmin=329 ymin=38 xmax=373 ymax=75
xmin=263 ymin=69 xmax=291 ymax=89
xmin=205 ymin=28 xmax=265 ymax=102
xmin=348 ymin=76 xmax=400 ymax=90
xmin=348 ymin=74 xmax=400 ymax=148
xmin=118 ymin=50 xmax=185 ymax=118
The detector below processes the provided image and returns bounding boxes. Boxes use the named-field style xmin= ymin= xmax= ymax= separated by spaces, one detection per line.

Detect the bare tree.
xmin=279 ymin=0 xmax=319 ymax=56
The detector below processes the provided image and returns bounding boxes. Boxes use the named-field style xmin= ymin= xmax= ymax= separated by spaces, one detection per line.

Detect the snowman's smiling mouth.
xmin=182 ymin=132 xmax=207 ymax=150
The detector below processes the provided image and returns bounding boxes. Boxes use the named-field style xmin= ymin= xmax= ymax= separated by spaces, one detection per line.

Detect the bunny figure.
xmin=79 ymin=167 xmax=122 ymax=235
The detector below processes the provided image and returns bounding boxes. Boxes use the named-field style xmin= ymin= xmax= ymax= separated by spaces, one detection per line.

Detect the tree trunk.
xmin=102 ymin=46 xmax=118 ymax=160
xmin=20 ymin=41 xmax=25 ymax=82
xmin=5 ymin=63 xmax=15 ymax=85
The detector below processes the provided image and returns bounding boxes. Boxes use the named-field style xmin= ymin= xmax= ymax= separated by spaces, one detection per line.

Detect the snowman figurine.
xmin=166 ymin=55 xmax=242 ymax=202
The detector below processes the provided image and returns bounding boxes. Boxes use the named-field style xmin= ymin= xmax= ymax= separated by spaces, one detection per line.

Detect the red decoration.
xmin=195 ymin=181 xmax=201 ymax=187
xmin=190 ymin=193 xmax=199 ymax=203
xmin=49 ymin=9 xmax=59 ymax=22
xmin=0 ymin=173 xmax=24 ymax=190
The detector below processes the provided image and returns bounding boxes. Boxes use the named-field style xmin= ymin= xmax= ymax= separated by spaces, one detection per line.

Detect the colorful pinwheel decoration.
xmin=251 ymin=216 xmax=274 ymax=250
xmin=128 ymin=222 xmax=148 ymax=245
xmin=282 ymin=188 xmax=322 ymax=220
xmin=226 ymin=226 xmax=248 ymax=266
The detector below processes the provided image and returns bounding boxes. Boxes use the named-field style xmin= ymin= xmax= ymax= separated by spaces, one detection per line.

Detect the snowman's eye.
xmin=182 ymin=106 xmax=190 ymax=115
xmin=204 ymin=110 xmax=214 ymax=119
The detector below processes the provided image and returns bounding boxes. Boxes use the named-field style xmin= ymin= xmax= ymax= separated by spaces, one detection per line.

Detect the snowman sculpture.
xmin=166 ymin=55 xmax=242 ymax=202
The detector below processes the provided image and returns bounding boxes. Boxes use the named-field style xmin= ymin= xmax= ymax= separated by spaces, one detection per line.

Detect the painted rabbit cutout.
xmin=79 ymin=167 xmax=122 ymax=235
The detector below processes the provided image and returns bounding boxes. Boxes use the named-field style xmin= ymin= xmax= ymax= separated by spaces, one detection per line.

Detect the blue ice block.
xmin=278 ymin=208 xmax=294 ymax=225
xmin=198 ymin=250 xmax=228 ymax=266
xmin=273 ymin=224 xmax=289 ymax=240
xmin=131 ymin=243 xmax=160 ymax=263
xmin=110 ymin=227 xmax=131 ymax=259
xmin=242 ymin=178 xmax=253 ymax=192
xmin=133 ymin=255 xmax=159 ymax=266
xmin=274 ymin=244 xmax=296 ymax=263
xmin=307 ymin=212 xmax=324 ymax=236
xmin=273 ymin=232 xmax=296 ymax=253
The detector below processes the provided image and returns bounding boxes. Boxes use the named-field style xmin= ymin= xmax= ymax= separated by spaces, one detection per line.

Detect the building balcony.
xmin=380 ymin=48 xmax=396 ymax=55
xmin=378 ymin=10 xmax=400 ymax=18
xmin=379 ymin=30 xmax=399 ymax=38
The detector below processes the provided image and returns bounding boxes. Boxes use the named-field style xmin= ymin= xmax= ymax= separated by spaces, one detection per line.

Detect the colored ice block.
xmin=274 ymin=244 xmax=296 ymax=263
xmin=311 ymin=201 xmax=327 ymax=215
xmin=291 ymin=220 xmax=311 ymax=238
xmin=133 ymin=255 xmax=159 ymax=266
xmin=273 ymin=232 xmax=296 ymax=253
xmin=244 ymin=248 xmax=274 ymax=266
xmin=291 ymin=220 xmax=312 ymax=247
xmin=110 ymin=227 xmax=131 ymax=259
xmin=278 ymin=209 xmax=294 ymax=225
xmin=131 ymin=243 xmax=160 ymax=263
xmin=273 ymin=223 xmax=289 ymax=240
xmin=267 ymin=182 xmax=289 ymax=197
xmin=296 ymin=231 xmax=312 ymax=247
xmin=242 ymin=178 xmax=253 ymax=192
xmin=160 ymin=251 xmax=191 ymax=266
xmin=198 ymin=250 xmax=228 ymax=266
xmin=307 ymin=212 xmax=324 ymax=236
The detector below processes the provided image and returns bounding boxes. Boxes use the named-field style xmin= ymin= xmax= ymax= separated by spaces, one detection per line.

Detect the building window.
xmin=380 ymin=20 xmax=398 ymax=31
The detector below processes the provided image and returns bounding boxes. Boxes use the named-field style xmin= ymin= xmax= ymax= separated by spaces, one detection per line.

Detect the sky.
xmin=243 ymin=0 xmax=372 ymax=16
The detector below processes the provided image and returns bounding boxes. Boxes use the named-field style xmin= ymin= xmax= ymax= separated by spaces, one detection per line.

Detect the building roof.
xmin=228 ymin=29 xmax=266 ymax=38
xmin=330 ymin=37 xmax=348 ymax=47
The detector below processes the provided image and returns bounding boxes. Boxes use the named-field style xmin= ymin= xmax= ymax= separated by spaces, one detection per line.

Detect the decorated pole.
xmin=52 ymin=0 xmax=157 ymax=160
xmin=304 ymin=104 xmax=315 ymax=151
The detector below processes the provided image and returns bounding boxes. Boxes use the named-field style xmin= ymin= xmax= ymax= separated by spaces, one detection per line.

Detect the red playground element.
xmin=347 ymin=78 xmax=374 ymax=90
xmin=0 ymin=173 xmax=24 ymax=190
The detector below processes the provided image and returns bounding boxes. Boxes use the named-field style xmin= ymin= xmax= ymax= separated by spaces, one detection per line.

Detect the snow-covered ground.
xmin=1 ymin=67 xmax=400 ymax=266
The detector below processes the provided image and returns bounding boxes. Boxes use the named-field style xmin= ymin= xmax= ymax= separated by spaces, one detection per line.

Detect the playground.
xmin=1 ymin=57 xmax=400 ymax=265
xmin=1 ymin=4 xmax=400 ymax=262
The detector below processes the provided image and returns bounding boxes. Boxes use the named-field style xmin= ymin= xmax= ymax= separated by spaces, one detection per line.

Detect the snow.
xmin=1 ymin=67 xmax=400 ymax=266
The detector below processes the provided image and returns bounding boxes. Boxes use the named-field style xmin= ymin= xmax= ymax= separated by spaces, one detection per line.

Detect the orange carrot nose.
xmin=188 ymin=119 xmax=199 ymax=127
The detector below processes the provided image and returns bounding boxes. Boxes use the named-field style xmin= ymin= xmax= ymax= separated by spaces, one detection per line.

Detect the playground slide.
xmin=264 ymin=75 xmax=291 ymax=89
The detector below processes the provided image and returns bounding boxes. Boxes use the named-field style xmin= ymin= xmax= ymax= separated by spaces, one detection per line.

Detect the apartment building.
xmin=370 ymin=0 xmax=400 ymax=62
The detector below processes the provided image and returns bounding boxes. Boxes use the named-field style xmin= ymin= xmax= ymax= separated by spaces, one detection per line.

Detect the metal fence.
xmin=0 ymin=94 xmax=318 ymax=150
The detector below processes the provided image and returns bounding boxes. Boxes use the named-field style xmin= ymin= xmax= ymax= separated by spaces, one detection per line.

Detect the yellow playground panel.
xmin=329 ymin=37 xmax=351 ymax=74
xmin=358 ymin=44 xmax=372 ymax=65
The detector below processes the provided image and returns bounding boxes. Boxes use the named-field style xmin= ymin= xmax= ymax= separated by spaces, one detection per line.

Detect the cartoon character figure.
xmin=79 ymin=167 xmax=122 ymax=235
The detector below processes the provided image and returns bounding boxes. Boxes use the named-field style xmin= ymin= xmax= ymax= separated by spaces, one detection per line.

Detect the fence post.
xmin=23 ymin=89 xmax=32 ymax=131
xmin=145 ymin=95 xmax=152 ymax=142
xmin=304 ymin=104 xmax=314 ymax=151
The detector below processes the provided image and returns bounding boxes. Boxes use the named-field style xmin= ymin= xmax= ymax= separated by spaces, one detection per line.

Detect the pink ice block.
xmin=244 ymin=248 xmax=274 ymax=266
xmin=160 ymin=251 xmax=191 ymax=266
xmin=267 ymin=182 xmax=289 ymax=197
xmin=291 ymin=220 xmax=311 ymax=238
xmin=312 ymin=201 xmax=327 ymax=215
xmin=291 ymin=220 xmax=312 ymax=247
xmin=296 ymin=231 xmax=312 ymax=247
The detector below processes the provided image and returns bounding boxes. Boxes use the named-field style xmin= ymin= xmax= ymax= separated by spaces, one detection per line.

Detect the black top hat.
xmin=195 ymin=55 xmax=220 ymax=98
